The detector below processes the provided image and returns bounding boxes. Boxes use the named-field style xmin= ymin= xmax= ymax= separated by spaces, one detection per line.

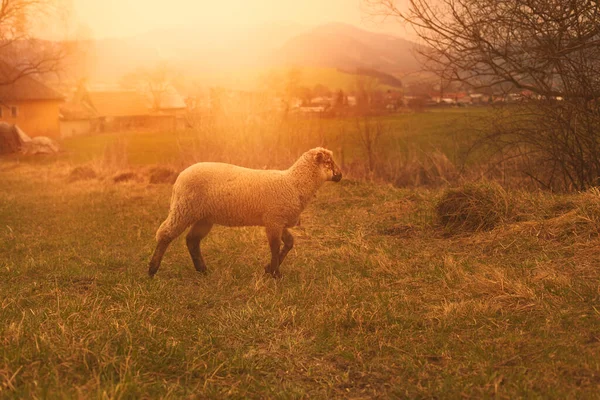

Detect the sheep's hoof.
xmin=265 ymin=266 xmax=282 ymax=279
xmin=148 ymin=265 xmax=158 ymax=278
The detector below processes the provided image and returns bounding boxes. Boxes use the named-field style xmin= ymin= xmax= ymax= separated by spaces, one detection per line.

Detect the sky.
xmin=71 ymin=0 xmax=409 ymax=39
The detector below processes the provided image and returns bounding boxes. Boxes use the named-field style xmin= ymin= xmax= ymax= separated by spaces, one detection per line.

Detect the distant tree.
xmin=297 ymin=86 xmax=313 ymax=106
xmin=334 ymin=90 xmax=347 ymax=108
xmin=313 ymin=83 xmax=332 ymax=98
xmin=0 ymin=0 xmax=71 ymax=86
xmin=406 ymin=80 xmax=434 ymax=98
xmin=121 ymin=61 xmax=178 ymax=111
xmin=261 ymin=67 xmax=307 ymax=116
xmin=354 ymin=75 xmax=380 ymax=114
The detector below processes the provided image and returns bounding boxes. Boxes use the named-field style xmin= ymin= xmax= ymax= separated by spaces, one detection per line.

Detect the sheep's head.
xmin=308 ymin=147 xmax=343 ymax=182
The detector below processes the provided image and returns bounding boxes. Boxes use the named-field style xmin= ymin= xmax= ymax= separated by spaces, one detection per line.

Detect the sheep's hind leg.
xmin=186 ymin=219 xmax=213 ymax=273
xmin=148 ymin=213 xmax=191 ymax=277
xmin=265 ymin=226 xmax=283 ymax=278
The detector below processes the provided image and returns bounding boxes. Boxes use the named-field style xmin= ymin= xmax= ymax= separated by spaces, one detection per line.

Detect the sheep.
xmin=148 ymin=147 xmax=342 ymax=278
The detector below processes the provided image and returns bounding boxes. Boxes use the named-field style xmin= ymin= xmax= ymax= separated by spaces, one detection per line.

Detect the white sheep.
xmin=148 ymin=147 xmax=343 ymax=278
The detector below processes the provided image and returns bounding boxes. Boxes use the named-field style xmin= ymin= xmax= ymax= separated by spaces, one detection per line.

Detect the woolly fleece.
xmin=156 ymin=147 xmax=341 ymax=241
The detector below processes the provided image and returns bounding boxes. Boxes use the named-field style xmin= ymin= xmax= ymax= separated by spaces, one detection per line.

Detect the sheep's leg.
xmin=278 ymin=228 xmax=294 ymax=265
xmin=148 ymin=213 xmax=190 ymax=277
xmin=265 ymin=226 xmax=283 ymax=278
xmin=186 ymin=219 xmax=213 ymax=273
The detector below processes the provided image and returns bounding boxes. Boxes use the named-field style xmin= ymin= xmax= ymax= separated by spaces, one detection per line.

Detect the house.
xmin=60 ymin=88 xmax=186 ymax=137
xmin=0 ymin=71 xmax=64 ymax=139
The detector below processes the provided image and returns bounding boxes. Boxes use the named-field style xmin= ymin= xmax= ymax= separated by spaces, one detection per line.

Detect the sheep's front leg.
xmin=186 ymin=219 xmax=213 ymax=273
xmin=278 ymin=228 xmax=294 ymax=265
xmin=265 ymin=226 xmax=283 ymax=278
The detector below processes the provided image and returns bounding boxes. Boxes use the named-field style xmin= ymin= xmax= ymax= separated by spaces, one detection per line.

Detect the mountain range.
xmin=68 ymin=22 xmax=422 ymax=90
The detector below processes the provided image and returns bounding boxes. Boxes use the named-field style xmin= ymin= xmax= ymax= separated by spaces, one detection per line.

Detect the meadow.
xmin=1 ymin=109 xmax=599 ymax=398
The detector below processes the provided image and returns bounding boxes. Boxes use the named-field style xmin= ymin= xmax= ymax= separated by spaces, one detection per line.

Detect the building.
xmin=0 ymin=73 xmax=64 ymax=139
xmin=60 ymin=88 xmax=186 ymax=137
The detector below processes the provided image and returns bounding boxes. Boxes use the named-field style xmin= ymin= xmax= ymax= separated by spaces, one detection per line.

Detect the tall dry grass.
xmin=177 ymin=99 xmax=468 ymax=188
xmin=62 ymin=99 xmax=589 ymax=192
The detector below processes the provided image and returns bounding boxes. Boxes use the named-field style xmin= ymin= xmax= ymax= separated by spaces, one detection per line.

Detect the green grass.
xmin=14 ymin=108 xmax=487 ymax=171
xmin=1 ymin=160 xmax=599 ymax=398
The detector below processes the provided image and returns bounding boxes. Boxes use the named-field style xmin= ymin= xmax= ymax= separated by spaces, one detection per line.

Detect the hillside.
xmin=66 ymin=22 xmax=421 ymax=89
xmin=271 ymin=22 xmax=421 ymax=75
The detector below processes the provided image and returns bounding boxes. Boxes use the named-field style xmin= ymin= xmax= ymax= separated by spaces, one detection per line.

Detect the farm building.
xmin=0 ymin=69 xmax=64 ymax=139
xmin=60 ymin=88 xmax=186 ymax=137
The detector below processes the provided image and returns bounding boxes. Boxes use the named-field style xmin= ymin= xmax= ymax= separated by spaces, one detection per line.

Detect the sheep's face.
xmin=313 ymin=148 xmax=342 ymax=182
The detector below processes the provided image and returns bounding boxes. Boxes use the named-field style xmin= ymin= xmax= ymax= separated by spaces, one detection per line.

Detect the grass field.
xmin=1 ymin=151 xmax=599 ymax=397
xmin=26 ymin=108 xmax=487 ymax=171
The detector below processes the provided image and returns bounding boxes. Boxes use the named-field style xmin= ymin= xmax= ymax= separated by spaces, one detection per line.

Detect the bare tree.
xmin=121 ymin=61 xmax=178 ymax=111
xmin=364 ymin=0 xmax=600 ymax=190
xmin=261 ymin=68 xmax=305 ymax=116
xmin=0 ymin=0 xmax=70 ymax=86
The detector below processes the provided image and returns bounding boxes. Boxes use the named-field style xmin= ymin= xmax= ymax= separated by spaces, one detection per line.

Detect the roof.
xmin=87 ymin=91 xmax=150 ymax=117
xmin=0 ymin=65 xmax=64 ymax=102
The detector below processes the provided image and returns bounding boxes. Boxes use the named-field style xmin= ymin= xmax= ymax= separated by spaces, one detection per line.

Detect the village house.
xmin=0 ymin=73 xmax=64 ymax=139
xmin=60 ymin=87 xmax=186 ymax=137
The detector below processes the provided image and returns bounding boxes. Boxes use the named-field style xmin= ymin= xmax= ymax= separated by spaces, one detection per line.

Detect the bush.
xmin=436 ymin=181 xmax=510 ymax=233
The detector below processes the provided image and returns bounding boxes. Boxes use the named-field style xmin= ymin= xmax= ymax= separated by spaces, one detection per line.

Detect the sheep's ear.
xmin=314 ymin=152 xmax=324 ymax=163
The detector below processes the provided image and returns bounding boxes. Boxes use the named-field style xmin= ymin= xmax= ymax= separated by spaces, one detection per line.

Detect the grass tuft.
xmin=112 ymin=171 xmax=140 ymax=183
xmin=435 ymin=181 xmax=510 ymax=233
xmin=147 ymin=166 xmax=179 ymax=184
xmin=67 ymin=165 xmax=98 ymax=182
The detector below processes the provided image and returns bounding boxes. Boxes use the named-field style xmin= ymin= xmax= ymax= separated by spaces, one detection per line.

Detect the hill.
xmin=66 ymin=22 xmax=421 ymax=89
xmin=271 ymin=22 xmax=421 ymax=75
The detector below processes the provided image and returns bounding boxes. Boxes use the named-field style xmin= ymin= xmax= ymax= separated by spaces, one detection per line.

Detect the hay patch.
xmin=112 ymin=171 xmax=139 ymax=183
xmin=148 ymin=167 xmax=178 ymax=184
xmin=67 ymin=166 xmax=98 ymax=182
xmin=436 ymin=181 xmax=510 ymax=233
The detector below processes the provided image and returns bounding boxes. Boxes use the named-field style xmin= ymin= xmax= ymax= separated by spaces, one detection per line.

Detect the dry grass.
xmin=67 ymin=165 xmax=98 ymax=182
xmin=1 ymin=160 xmax=599 ymax=398
xmin=436 ymin=181 xmax=510 ymax=233
xmin=501 ymin=187 xmax=600 ymax=241
xmin=147 ymin=166 xmax=179 ymax=184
